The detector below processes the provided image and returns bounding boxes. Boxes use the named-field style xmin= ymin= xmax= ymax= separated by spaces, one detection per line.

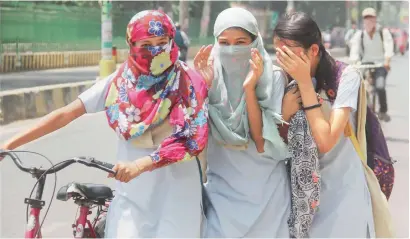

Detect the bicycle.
xmin=0 ymin=150 xmax=116 ymax=238
xmin=353 ymin=63 xmax=384 ymax=114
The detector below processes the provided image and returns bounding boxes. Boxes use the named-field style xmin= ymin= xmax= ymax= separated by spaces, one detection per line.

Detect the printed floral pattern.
xmin=148 ymin=20 xmax=164 ymax=36
xmin=118 ymin=82 xmax=129 ymax=102
xmin=203 ymin=98 xmax=209 ymax=118
xmin=327 ymin=89 xmax=336 ymax=98
xmin=118 ymin=112 xmax=129 ymax=133
xmin=148 ymin=45 xmax=162 ymax=56
xmin=136 ymin=74 xmax=165 ymax=90
xmin=170 ymin=71 xmax=180 ymax=91
xmin=194 ymin=110 xmax=207 ymax=127
xmin=107 ymin=105 xmax=119 ymax=124
xmin=285 ymin=82 xmax=321 ymax=239
xmin=125 ymin=105 xmax=141 ymax=122
xmin=150 ymin=52 xmax=172 ymax=76
xmin=129 ymin=124 xmax=146 ymax=138
xmin=104 ymin=10 xmax=208 ymax=171
xmin=122 ymin=64 xmax=137 ymax=84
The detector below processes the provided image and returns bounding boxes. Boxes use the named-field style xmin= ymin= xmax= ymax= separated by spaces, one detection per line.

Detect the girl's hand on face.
xmin=243 ymin=48 xmax=264 ymax=90
xmin=276 ymin=46 xmax=312 ymax=85
xmin=282 ymin=87 xmax=302 ymax=122
xmin=194 ymin=45 xmax=214 ymax=88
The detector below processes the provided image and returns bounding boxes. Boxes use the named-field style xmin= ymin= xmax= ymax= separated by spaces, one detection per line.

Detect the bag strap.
xmin=344 ymin=71 xmax=368 ymax=164
xmin=360 ymin=31 xmax=364 ymax=61
xmin=380 ymin=28 xmax=384 ymax=43
xmin=346 ymin=123 xmax=366 ymax=164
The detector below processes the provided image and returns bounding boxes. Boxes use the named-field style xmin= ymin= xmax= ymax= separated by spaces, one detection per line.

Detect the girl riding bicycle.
xmin=1 ymin=10 xmax=208 ymax=237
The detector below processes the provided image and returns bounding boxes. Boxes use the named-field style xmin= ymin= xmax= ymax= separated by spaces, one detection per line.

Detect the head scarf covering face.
xmin=126 ymin=10 xmax=179 ymax=76
xmin=104 ymin=10 xmax=209 ymax=169
xmin=208 ymin=7 xmax=288 ymax=160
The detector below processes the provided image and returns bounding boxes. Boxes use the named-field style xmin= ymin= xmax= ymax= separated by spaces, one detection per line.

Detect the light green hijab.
xmin=208 ymin=7 xmax=288 ymax=160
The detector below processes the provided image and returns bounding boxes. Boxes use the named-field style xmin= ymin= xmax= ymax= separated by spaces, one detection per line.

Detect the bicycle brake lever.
xmin=75 ymin=156 xmax=93 ymax=165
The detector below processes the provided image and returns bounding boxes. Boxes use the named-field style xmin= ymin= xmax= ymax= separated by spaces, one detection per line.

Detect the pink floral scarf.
xmin=104 ymin=10 xmax=209 ymax=169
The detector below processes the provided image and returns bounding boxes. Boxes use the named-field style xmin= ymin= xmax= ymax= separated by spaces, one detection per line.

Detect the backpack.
xmin=360 ymin=28 xmax=395 ymax=60
xmin=323 ymin=60 xmax=395 ymax=200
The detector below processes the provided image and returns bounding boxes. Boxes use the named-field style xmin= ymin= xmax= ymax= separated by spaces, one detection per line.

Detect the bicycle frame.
xmin=24 ymin=177 xmax=106 ymax=239
xmin=25 ymin=207 xmax=42 ymax=238
xmin=23 ymin=173 xmax=104 ymax=239
xmin=0 ymin=152 xmax=115 ymax=238
xmin=73 ymin=199 xmax=110 ymax=238
xmin=25 ymin=175 xmax=46 ymax=238
xmin=355 ymin=63 xmax=384 ymax=113
xmin=74 ymin=205 xmax=97 ymax=238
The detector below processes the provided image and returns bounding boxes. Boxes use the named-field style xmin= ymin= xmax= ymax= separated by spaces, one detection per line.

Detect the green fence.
xmin=0 ymin=1 xmax=214 ymax=54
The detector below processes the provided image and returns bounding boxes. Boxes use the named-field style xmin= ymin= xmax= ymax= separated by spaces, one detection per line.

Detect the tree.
xmin=200 ymin=0 xmax=211 ymax=37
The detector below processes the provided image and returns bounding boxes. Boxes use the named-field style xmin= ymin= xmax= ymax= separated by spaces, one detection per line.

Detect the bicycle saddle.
xmin=57 ymin=182 xmax=113 ymax=201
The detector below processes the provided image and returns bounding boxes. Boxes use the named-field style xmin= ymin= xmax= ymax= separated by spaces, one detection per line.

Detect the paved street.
xmin=0 ymin=59 xmax=193 ymax=91
xmin=0 ymin=54 xmax=408 ymax=237
xmin=0 ymin=65 xmax=107 ymax=91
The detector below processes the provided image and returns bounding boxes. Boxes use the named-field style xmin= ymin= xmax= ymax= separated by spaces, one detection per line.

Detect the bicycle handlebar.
xmin=0 ymin=150 xmax=116 ymax=175
xmin=353 ymin=63 xmax=384 ymax=69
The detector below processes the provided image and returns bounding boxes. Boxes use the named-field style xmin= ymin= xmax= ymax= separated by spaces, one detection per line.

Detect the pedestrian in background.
xmin=174 ymin=22 xmax=190 ymax=62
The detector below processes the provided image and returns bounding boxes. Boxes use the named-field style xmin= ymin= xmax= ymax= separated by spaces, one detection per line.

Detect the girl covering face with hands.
xmin=275 ymin=12 xmax=375 ymax=238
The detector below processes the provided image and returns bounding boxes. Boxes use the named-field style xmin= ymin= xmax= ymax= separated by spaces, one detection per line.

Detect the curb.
xmin=0 ymin=81 xmax=95 ymax=125
xmin=1 ymin=47 xmax=347 ymax=73
xmin=0 ymin=46 xmax=203 ymax=73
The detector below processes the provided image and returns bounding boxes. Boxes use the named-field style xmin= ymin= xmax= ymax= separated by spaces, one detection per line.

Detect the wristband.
xmin=302 ymin=103 xmax=322 ymax=111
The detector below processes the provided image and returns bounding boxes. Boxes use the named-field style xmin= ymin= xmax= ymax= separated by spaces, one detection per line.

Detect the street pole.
xmin=286 ymin=0 xmax=295 ymax=15
xmin=99 ymin=0 xmax=116 ymax=80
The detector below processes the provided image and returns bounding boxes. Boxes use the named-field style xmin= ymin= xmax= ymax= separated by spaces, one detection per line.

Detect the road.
xmin=0 ymin=60 xmax=192 ymax=91
xmin=0 ymin=65 xmax=106 ymax=91
xmin=0 ymin=54 xmax=408 ymax=237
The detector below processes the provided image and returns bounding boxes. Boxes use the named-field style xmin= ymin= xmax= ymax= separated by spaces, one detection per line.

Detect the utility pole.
xmin=99 ymin=0 xmax=116 ymax=80
xmin=286 ymin=0 xmax=295 ymax=15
